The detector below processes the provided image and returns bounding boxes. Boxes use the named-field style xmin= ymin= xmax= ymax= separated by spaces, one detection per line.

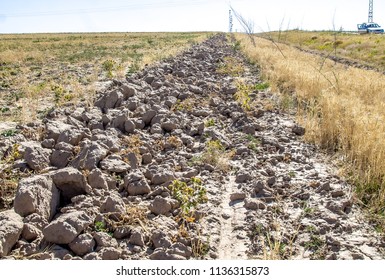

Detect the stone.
xmin=124 ymin=120 xmax=136 ymax=134
xmin=100 ymin=194 xmax=126 ymax=214
xmin=142 ymin=110 xmax=157 ymax=126
xmin=331 ymin=189 xmax=345 ymax=198
xmin=192 ymin=109 xmax=210 ymax=117
xmin=45 ymin=121 xmax=73 ymax=141
xmin=21 ymin=223 xmax=41 ymax=241
xmin=129 ymin=228 xmax=145 ymax=247
xmin=121 ymin=84 xmax=136 ymax=99
xmin=161 ymin=122 xmax=177 ymax=132
xmin=113 ymin=226 xmax=131 ymax=239
xmin=43 ymin=211 xmax=93 ymax=244
xmin=99 ymin=247 xmax=121 ymax=260
xmin=150 ymin=124 xmax=163 ymax=134
xmin=24 ymin=145 xmax=51 ymax=171
xmin=68 ymin=233 xmax=95 ymax=256
xmin=0 ymin=210 xmax=24 ymax=257
xmin=125 ymin=152 xmax=138 ymax=169
xmin=95 ymin=90 xmax=123 ymax=109
xmin=144 ymin=75 xmax=155 ymax=84
xmin=87 ymin=168 xmax=108 ymax=190
xmin=57 ymin=129 xmax=84 ymax=146
xmin=151 ymin=171 xmax=175 ymax=185
xmin=230 ymin=193 xmax=246 ymax=202
xmin=93 ymin=232 xmax=118 ymax=248
xmin=23 ymin=213 xmax=49 ymax=230
xmin=167 ymin=242 xmax=192 ymax=258
xmin=317 ymin=182 xmax=331 ymax=193
xmin=51 ymin=167 xmax=91 ymax=203
xmin=124 ymin=172 xmax=151 ymax=195
xmin=111 ymin=114 xmax=128 ymax=132
xmin=164 ymin=96 xmax=178 ymax=108
xmin=50 ymin=245 xmax=71 ymax=259
xmin=188 ymin=85 xmax=203 ymax=94
xmin=100 ymin=156 xmax=131 ymax=173
xmin=83 ymin=252 xmax=101 ymax=260
xmin=71 ymin=141 xmax=109 ymax=170
xmin=235 ymin=172 xmax=252 ymax=183
xmin=149 ymin=196 xmax=172 ymax=215
xmin=244 ymin=198 xmax=266 ymax=210
xmin=50 ymin=149 xmax=72 ymax=168
xmin=41 ymin=139 xmax=55 ymax=149
xmin=267 ymin=176 xmax=276 ymax=186
xmin=242 ymin=124 xmax=256 ymax=135
xmin=151 ymin=229 xmax=172 ymax=248
xmin=14 ymin=175 xmax=60 ymax=221
xmin=224 ymin=84 xmax=237 ymax=95
xmin=149 ymin=249 xmax=186 ymax=260
xmin=292 ymin=125 xmax=305 ymax=136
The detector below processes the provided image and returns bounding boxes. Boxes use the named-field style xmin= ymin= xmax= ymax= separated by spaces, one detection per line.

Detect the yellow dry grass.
xmin=235 ymin=33 xmax=385 ymax=226
xmin=262 ymin=30 xmax=385 ymax=70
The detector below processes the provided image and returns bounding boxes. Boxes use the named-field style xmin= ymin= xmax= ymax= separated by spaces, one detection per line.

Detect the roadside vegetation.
xmin=0 ymin=32 xmax=210 ymax=122
xmin=235 ymin=32 xmax=385 ymax=231
xmin=262 ymin=30 xmax=385 ymax=70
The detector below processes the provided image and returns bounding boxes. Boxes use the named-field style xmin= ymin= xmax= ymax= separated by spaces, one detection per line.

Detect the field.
xmin=0 ymin=32 xmax=210 ymax=123
xmin=235 ymin=32 xmax=385 ymax=228
xmin=262 ymin=30 xmax=385 ymax=70
xmin=0 ymin=31 xmax=384 ymax=260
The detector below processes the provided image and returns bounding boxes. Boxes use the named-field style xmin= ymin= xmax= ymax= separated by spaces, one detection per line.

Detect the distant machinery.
xmin=357 ymin=0 xmax=384 ymax=34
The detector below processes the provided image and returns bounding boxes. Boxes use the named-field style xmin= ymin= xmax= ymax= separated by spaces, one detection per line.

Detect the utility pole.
xmin=229 ymin=9 xmax=233 ymax=32
xmin=368 ymin=0 xmax=373 ymax=22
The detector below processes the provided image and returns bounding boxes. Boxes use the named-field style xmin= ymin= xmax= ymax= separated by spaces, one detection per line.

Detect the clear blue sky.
xmin=0 ymin=0 xmax=384 ymax=33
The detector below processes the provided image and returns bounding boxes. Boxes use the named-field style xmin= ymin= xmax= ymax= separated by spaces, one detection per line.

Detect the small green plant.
xmin=235 ymin=82 xmax=252 ymax=110
xmin=191 ymin=235 xmax=210 ymax=258
xmin=254 ymin=82 xmax=270 ymax=91
xmin=0 ymin=129 xmax=18 ymax=137
xmin=288 ymin=171 xmax=296 ymax=178
xmin=63 ymin=93 xmax=75 ymax=102
xmin=249 ymin=223 xmax=290 ymax=260
xmin=5 ymin=144 xmax=21 ymax=163
xmin=94 ymin=221 xmax=108 ymax=232
xmin=202 ymin=140 xmax=225 ymax=166
xmin=169 ymin=177 xmax=208 ymax=218
xmin=102 ymin=59 xmax=117 ymax=78
xmin=304 ymin=234 xmax=326 ymax=259
xmin=205 ymin=118 xmax=215 ymax=127
xmin=232 ymin=40 xmax=241 ymax=51
xmin=171 ymin=98 xmax=194 ymax=112
xmin=94 ymin=221 xmax=113 ymax=236
xmin=51 ymin=83 xmax=65 ymax=104
xmin=303 ymin=207 xmax=315 ymax=216
xmin=245 ymin=135 xmax=260 ymax=152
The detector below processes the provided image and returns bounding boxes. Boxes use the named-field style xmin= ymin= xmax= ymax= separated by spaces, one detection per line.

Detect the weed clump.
xmin=169 ymin=177 xmax=207 ymax=219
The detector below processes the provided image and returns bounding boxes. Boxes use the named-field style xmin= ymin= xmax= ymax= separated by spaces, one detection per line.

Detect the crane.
xmin=357 ymin=0 xmax=383 ymax=34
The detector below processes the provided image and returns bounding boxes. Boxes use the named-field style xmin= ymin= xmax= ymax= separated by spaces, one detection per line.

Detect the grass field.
xmin=261 ymin=30 xmax=385 ymax=71
xmin=235 ymin=32 xmax=385 ymax=230
xmin=0 ymin=32 xmax=210 ymax=122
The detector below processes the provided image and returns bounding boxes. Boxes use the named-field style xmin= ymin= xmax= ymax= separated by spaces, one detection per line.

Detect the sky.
xmin=0 ymin=0 xmax=384 ymax=33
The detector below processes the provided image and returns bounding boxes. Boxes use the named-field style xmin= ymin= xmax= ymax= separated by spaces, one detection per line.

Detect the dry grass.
xmin=235 ymin=33 xmax=385 ymax=229
xmin=0 ymin=32 xmax=210 ymax=122
xmin=262 ymin=30 xmax=385 ymax=70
